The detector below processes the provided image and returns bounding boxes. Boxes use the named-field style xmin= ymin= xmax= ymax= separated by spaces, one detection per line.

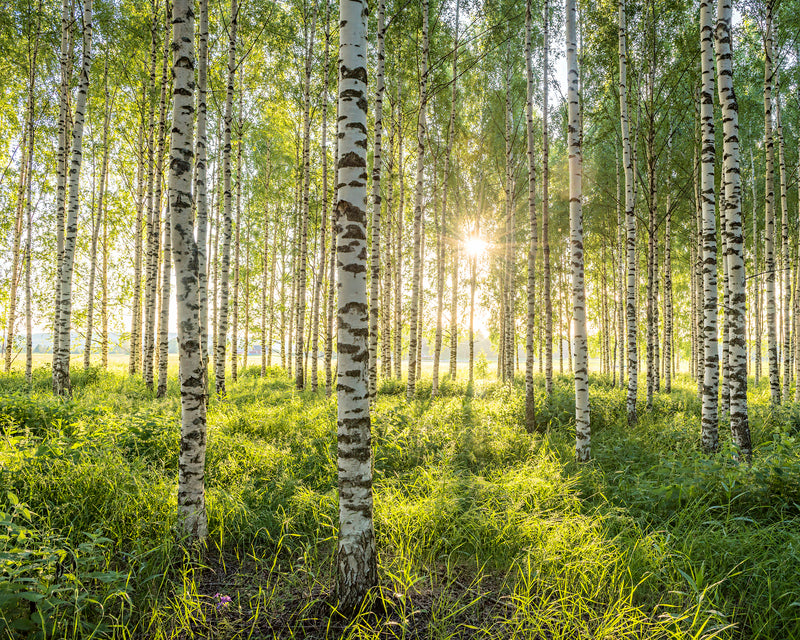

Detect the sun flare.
xmin=464 ymin=236 xmax=488 ymax=257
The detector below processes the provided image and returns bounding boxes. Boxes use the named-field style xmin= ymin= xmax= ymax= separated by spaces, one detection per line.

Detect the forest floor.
xmin=1 ymin=365 xmax=799 ymax=639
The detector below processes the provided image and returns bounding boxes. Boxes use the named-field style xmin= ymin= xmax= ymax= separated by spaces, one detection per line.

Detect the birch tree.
xmin=716 ymin=0 xmax=751 ymax=456
xmin=542 ymin=0 xmax=553 ymax=395
xmin=369 ymin=0 xmax=386 ymax=401
xmin=215 ymin=0 xmax=237 ymax=396
xmin=762 ymin=1 xmax=779 ymax=405
xmin=524 ymin=0 xmax=538 ymax=433
xmin=84 ymin=60 xmax=112 ymax=370
xmin=168 ymin=0 xmax=207 ymax=538
xmin=699 ymin=0 xmax=719 ymax=451
xmin=335 ymin=0 xmax=377 ymax=611
xmin=53 ymin=0 xmax=93 ymax=396
xmin=567 ymin=0 xmax=589 ymax=462
xmin=619 ymin=0 xmax=637 ymax=424
xmin=406 ymin=0 xmax=429 ymax=401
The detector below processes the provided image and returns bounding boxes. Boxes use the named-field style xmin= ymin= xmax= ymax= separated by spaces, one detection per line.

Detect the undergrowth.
xmin=0 ymin=367 xmax=798 ymax=638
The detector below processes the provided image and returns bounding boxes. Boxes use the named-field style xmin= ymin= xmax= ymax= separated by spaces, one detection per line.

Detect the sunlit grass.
xmin=1 ymin=365 xmax=799 ymax=638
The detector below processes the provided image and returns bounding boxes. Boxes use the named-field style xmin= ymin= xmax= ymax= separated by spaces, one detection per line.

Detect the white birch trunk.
xmin=196 ymin=0 xmax=209 ymax=388
xmin=542 ymin=0 xmax=553 ymax=395
xmin=524 ymin=0 xmax=538 ymax=431
xmin=369 ymin=0 xmax=386 ymax=401
xmin=567 ymin=0 xmax=588 ymax=461
xmin=170 ymin=0 xmax=206 ymax=538
xmin=406 ymin=0 xmax=428 ymax=401
xmin=53 ymin=0 xmax=92 ymax=396
xmin=619 ymin=0 xmax=637 ymax=424
xmin=716 ymin=0 xmax=750 ymax=454
xmin=336 ymin=0 xmax=377 ymax=611
xmin=700 ymin=0 xmax=719 ymax=451
xmin=763 ymin=5 xmax=779 ymax=404
xmin=215 ymin=0 xmax=237 ymax=396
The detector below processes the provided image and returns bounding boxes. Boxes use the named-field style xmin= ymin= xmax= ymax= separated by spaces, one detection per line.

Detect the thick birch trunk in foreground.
xmin=619 ymin=0 xmax=637 ymax=424
xmin=699 ymin=0 xmax=719 ymax=451
xmin=524 ymin=0 xmax=538 ymax=432
xmin=215 ymin=0 xmax=237 ymax=397
xmin=336 ymin=0 xmax=377 ymax=611
xmin=567 ymin=0 xmax=589 ymax=462
xmin=406 ymin=0 xmax=429 ymax=401
xmin=53 ymin=0 xmax=92 ymax=396
xmin=170 ymin=0 xmax=206 ymax=538
xmin=368 ymin=0 xmax=386 ymax=402
xmin=716 ymin=0 xmax=750 ymax=454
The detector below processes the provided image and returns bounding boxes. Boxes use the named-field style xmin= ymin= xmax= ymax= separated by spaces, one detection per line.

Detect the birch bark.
xmin=336 ymin=0 xmax=377 ymax=610
xmin=53 ymin=0 xmax=92 ymax=396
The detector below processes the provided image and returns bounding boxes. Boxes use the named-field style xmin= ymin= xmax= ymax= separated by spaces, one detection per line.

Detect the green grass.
xmin=1 ymin=366 xmax=799 ymax=638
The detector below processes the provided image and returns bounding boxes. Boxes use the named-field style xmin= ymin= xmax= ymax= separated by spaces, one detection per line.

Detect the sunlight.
xmin=464 ymin=235 xmax=487 ymax=257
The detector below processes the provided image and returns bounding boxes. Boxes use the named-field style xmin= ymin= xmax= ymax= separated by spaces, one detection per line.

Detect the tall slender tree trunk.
xmin=295 ymin=2 xmax=318 ymax=390
xmin=311 ymin=2 xmax=331 ymax=392
xmin=663 ymin=202 xmax=672 ymax=393
xmin=157 ymin=180 xmax=172 ymax=397
xmin=144 ymin=13 xmax=170 ymax=389
xmin=53 ymin=0 xmax=92 ymax=396
xmin=5 ymin=128 xmax=28 ymax=371
xmin=243 ymin=223 xmax=251 ymax=371
xmin=326 ymin=98 xmax=339 ymax=396
xmin=437 ymin=0 xmax=461 ymax=391
xmin=393 ymin=75 xmax=404 ymax=380
xmin=716 ymin=0 xmax=751 ymax=456
xmin=84 ymin=60 xmax=112 ymax=370
xmin=54 ymin=0 xmax=71 ymax=373
xmin=616 ymin=149 xmax=625 ymax=385
xmin=524 ymin=0 xmax=538 ymax=432
xmin=406 ymin=0 xmax=429 ymax=401
xmin=369 ymin=0 xmax=386 ymax=401
xmin=215 ymin=0 xmax=237 ymax=396
xmin=196 ymin=0 xmax=209 ymax=389
xmin=469 ymin=252 xmax=476 ymax=383
xmin=751 ymin=149 xmax=761 ymax=383
xmin=619 ymin=0 xmax=637 ymax=424
xmin=336 ymin=0 xmax=377 ymax=611
xmin=542 ymin=0 xmax=553 ymax=395
xmin=157 ymin=30 xmax=174 ymax=400
xmin=699 ymin=0 xmax=719 ymax=451
xmin=567 ymin=0 xmax=588 ymax=462
xmin=265 ymin=205 xmax=278 ymax=373
xmin=24 ymin=13 xmax=40 ymax=383
xmin=231 ymin=105 xmax=242 ymax=383
xmin=775 ymin=90 xmax=792 ymax=402
xmin=170 ymin=0 xmax=206 ymax=538
xmin=694 ymin=98 xmax=705 ymax=398
xmin=763 ymin=4 xmax=779 ymax=404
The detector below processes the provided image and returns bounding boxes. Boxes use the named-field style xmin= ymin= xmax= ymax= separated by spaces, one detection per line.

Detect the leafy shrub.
xmin=0 ymin=493 xmax=131 ymax=638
